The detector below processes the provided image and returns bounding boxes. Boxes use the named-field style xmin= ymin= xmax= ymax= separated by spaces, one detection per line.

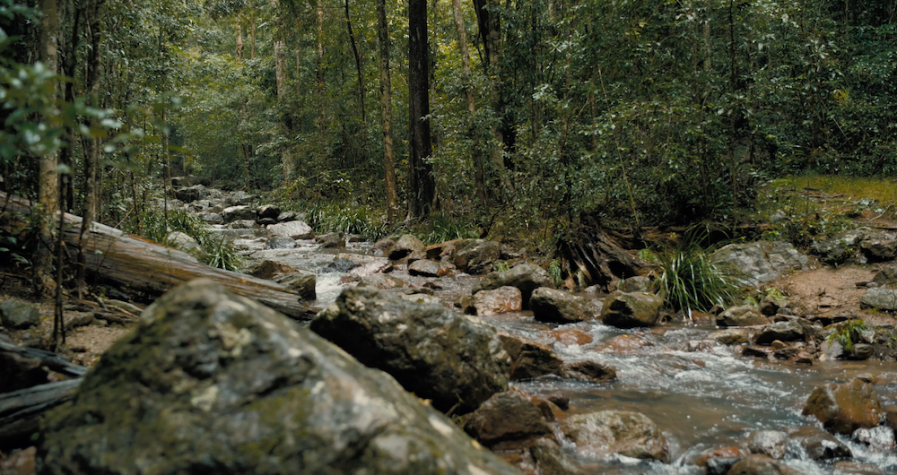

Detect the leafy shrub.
xmin=549 ymin=259 xmax=563 ymax=288
xmin=305 ymin=203 xmax=388 ymax=242
xmin=827 ymin=320 xmax=868 ymax=352
xmin=204 ymin=235 xmax=243 ymax=272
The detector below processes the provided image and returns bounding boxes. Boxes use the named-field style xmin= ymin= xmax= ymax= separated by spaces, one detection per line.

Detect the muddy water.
xmin=227 ymin=231 xmax=897 ymax=474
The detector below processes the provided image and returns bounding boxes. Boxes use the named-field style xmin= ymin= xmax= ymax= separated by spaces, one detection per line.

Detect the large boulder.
xmin=785 ymin=426 xmax=853 ymax=461
xmin=530 ymin=288 xmax=596 ymax=323
xmin=860 ymin=287 xmax=897 ymax=311
xmin=716 ymin=305 xmax=770 ymax=327
xmin=310 ymin=287 xmax=511 ymax=413
xmin=389 ymin=234 xmax=426 ymax=260
xmin=452 ymin=239 xmax=501 ymax=275
xmin=39 ymin=280 xmax=517 ymax=475
xmin=802 ymin=378 xmax=882 ymax=435
xmin=462 ymin=390 xmax=553 ymax=450
xmin=408 ymin=259 xmax=455 ymax=278
xmin=474 ymin=264 xmax=555 ymax=309
xmin=473 ymin=287 xmax=523 ymax=316
xmin=222 ymin=205 xmax=256 ymax=223
xmin=268 ymin=220 xmax=314 ymax=240
xmin=811 ymin=229 xmax=868 ymax=264
xmin=174 ymin=185 xmax=207 ymax=203
xmin=754 ymin=321 xmax=808 ymax=345
xmin=600 ymin=291 xmax=663 ymax=329
xmin=0 ymin=299 xmax=40 ymax=329
xmin=560 ymin=411 xmax=669 ymax=462
xmin=711 ymin=241 xmax=808 ymax=287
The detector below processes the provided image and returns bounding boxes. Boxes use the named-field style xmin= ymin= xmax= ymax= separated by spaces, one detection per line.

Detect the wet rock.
xmin=759 ymin=296 xmax=783 ymax=316
xmin=708 ymin=328 xmax=751 ymax=346
xmin=600 ymin=291 xmax=663 ymax=329
xmin=424 ymin=240 xmax=458 ymax=260
xmin=222 ymin=205 xmax=255 ymax=223
xmin=40 ymin=280 xmax=517 ymax=475
xmin=550 ymin=329 xmax=593 ymax=346
xmin=499 ymin=334 xmax=563 ymax=380
xmin=546 ymin=393 xmax=569 ymax=411
xmin=872 ymin=266 xmax=897 ymax=287
xmin=389 ymin=234 xmax=426 ymax=260
xmin=256 ymin=204 xmax=281 ymax=221
xmin=832 ymin=461 xmax=885 ymax=475
xmin=716 ymin=305 xmax=770 ymax=327
xmin=473 ymin=287 xmax=522 ymax=316
xmin=473 ymin=264 xmax=555 ymax=309
xmin=198 ymin=212 xmax=223 ymax=225
xmin=596 ymin=334 xmax=653 ymax=352
xmin=746 ymin=430 xmax=787 ymax=459
xmin=245 ymin=260 xmax=296 ymax=280
xmin=786 ymin=426 xmax=853 ymax=461
xmin=560 ymin=360 xmax=617 ymax=383
xmin=225 ymin=219 xmax=257 ymax=229
xmin=358 ymin=274 xmax=409 ymax=290
xmin=527 ymin=438 xmax=586 ymax=475
xmin=462 ymin=390 xmax=553 ymax=450
xmin=560 ymin=410 xmax=669 ymax=462
xmin=802 ymin=378 xmax=882 ymax=435
xmin=883 ymin=405 xmax=897 ymax=433
xmin=812 ymin=228 xmax=867 ymax=264
xmin=854 ymin=426 xmax=895 ymax=452
xmin=409 ymin=259 xmax=455 ymax=278
xmin=0 ymin=299 xmax=40 ymax=329
xmin=860 ymin=240 xmax=897 ymax=262
xmin=276 ymin=210 xmax=298 ymax=223
xmin=322 ymin=258 xmax=360 ymax=273
xmin=311 ymin=287 xmax=510 ymax=413
xmin=617 ymin=276 xmax=652 ymax=293
xmin=268 ymin=220 xmax=314 ymax=240
xmin=224 ymin=190 xmax=257 ymax=206
xmin=530 ymin=288 xmax=596 ymax=323
xmin=694 ymin=446 xmax=745 ymax=474
xmin=711 ymin=241 xmax=808 ymax=287
xmin=266 ymin=236 xmax=297 ymax=250
xmin=742 ymin=346 xmax=773 ymax=359
xmin=452 ymin=239 xmax=501 ymax=275
xmin=271 ymin=272 xmax=316 ymax=300
xmin=860 ymin=287 xmax=897 ymax=311
xmin=727 ymin=454 xmax=805 ymax=475
xmin=371 ymin=238 xmax=395 ymax=257
xmin=754 ymin=321 xmax=807 ymax=345
xmin=396 ymin=292 xmax=444 ymax=306
xmin=850 ymin=343 xmax=875 ymax=360
xmin=317 ymin=232 xmax=346 ymax=249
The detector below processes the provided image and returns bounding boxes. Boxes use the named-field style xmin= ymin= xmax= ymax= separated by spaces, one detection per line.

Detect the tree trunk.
xmin=236 ymin=18 xmax=244 ymax=61
xmin=471 ymin=0 xmax=507 ymax=183
xmin=35 ymin=0 xmax=60 ymax=297
xmin=76 ymin=0 xmax=103 ymax=297
xmin=452 ymin=0 xmax=487 ymax=209
xmin=344 ymin=0 xmax=366 ymax=124
xmin=273 ymin=38 xmax=292 ymax=182
xmin=316 ymin=0 xmax=326 ymax=128
xmin=251 ymin=15 xmax=256 ymax=60
xmin=376 ymin=0 xmax=398 ymax=224
xmin=409 ymin=0 xmax=435 ymax=217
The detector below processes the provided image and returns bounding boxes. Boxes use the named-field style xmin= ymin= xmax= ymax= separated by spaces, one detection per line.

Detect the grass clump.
xmin=654 ymin=228 xmax=741 ymax=317
xmin=306 ymin=203 xmax=388 ymax=242
xmin=125 ymin=208 xmax=242 ymax=271
xmin=827 ymin=319 xmax=868 ymax=352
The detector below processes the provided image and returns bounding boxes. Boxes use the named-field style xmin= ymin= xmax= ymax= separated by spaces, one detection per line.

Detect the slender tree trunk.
xmin=344 ymin=0 xmax=366 ymax=124
xmin=76 ymin=0 xmax=103 ymax=296
xmin=251 ymin=15 xmax=256 ymax=60
xmin=35 ymin=0 xmax=60 ymax=297
xmin=409 ymin=0 xmax=435 ymax=217
xmin=728 ymin=0 xmax=738 ymax=226
xmin=236 ymin=18 xmax=244 ymax=61
xmin=452 ymin=0 xmax=487 ymax=208
xmin=273 ymin=38 xmax=292 ymax=182
xmin=376 ymin=0 xmax=398 ymax=224
xmin=316 ymin=0 xmax=326 ymax=128
xmin=472 ymin=0 xmax=506 ymax=181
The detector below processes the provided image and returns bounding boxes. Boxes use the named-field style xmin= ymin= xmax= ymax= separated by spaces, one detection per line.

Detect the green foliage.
xmin=827 ymin=320 xmax=868 ymax=352
xmin=419 ymin=213 xmax=480 ymax=245
xmin=305 ymin=202 xmax=388 ymax=243
xmin=494 ymin=261 xmax=510 ymax=273
xmin=204 ymin=235 xmax=243 ymax=272
xmin=548 ymin=259 xmax=563 ymax=288
xmin=655 ymin=229 xmax=741 ymax=316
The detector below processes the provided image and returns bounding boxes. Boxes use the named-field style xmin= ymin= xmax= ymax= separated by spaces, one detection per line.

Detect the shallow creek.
xmin=223 ymin=229 xmax=897 ymax=474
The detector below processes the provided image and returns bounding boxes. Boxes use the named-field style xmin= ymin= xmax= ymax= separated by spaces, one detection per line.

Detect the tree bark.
xmin=316 ymin=0 xmax=326 ymax=128
xmin=471 ymin=0 xmax=508 ymax=183
xmin=35 ymin=0 xmax=60 ymax=297
xmin=236 ymin=18 xmax=244 ymax=61
xmin=344 ymin=0 xmax=366 ymax=124
xmin=409 ymin=0 xmax=435 ymax=217
xmin=376 ymin=0 xmax=398 ymax=224
xmin=452 ymin=0 xmax=487 ymax=208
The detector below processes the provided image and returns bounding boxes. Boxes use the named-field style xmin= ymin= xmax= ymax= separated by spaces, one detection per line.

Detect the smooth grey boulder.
xmin=268 ymin=220 xmax=314 ymax=240
xmin=600 ymin=291 xmax=662 ymax=328
xmin=711 ymin=241 xmax=808 ymax=287
xmin=0 ymin=299 xmax=40 ymax=329
xmin=39 ymin=280 xmax=518 ymax=475
xmin=311 ymin=287 xmax=511 ymax=413
xmin=861 ymin=287 xmax=897 ymax=311
xmin=473 ymin=264 xmax=555 ymax=309
xmin=166 ymin=231 xmax=204 ymax=257
xmin=530 ymin=288 xmax=595 ymax=323
xmin=222 ymin=205 xmax=255 ymax=223
xmin=560 ymin=411 xmax=669 ymax=462
xmin=389 ymin=234 xmax=426 ymax=260
xmin=266 ymin=236 xmax=297 ymax=250
xmin=452 ymin=239 xmax=501 ymax=275
xmin=198 ymin=212 xmax=223 ymax=225
xmin=716 ymin=305 xmax=770 ymax=327
xmin=754 ymin=321 xmax=808 ymax=345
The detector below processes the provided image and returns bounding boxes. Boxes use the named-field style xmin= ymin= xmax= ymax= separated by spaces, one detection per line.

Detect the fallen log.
xmin=0 ymin=340 xmax=88 ymax=381
xmin=0 ymin=191 xmax=315 ymax=320
xmin=0 ymin=379 xmax=81 ymax=451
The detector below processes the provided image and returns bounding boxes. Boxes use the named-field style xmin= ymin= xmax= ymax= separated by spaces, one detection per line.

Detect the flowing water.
xmin=221 ymin=228 xmax=897 ymax=474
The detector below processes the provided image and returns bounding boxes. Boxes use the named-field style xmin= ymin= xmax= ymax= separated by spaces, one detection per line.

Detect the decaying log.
xmin=0 ymin=191 xmax=315 ymax=320
xmin=0 ymin=379 xmax=81 ymax=451
xmin=0 ymin=340 xmax=88 ymax=380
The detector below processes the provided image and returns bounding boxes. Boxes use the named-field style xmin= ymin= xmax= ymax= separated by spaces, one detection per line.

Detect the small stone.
xmin=0 ymin=299 xmax=40 ymax=329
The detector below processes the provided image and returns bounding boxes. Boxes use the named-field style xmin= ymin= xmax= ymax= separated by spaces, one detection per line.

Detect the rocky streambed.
xmin=10 ymin=185 xmax=897 ymax=475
